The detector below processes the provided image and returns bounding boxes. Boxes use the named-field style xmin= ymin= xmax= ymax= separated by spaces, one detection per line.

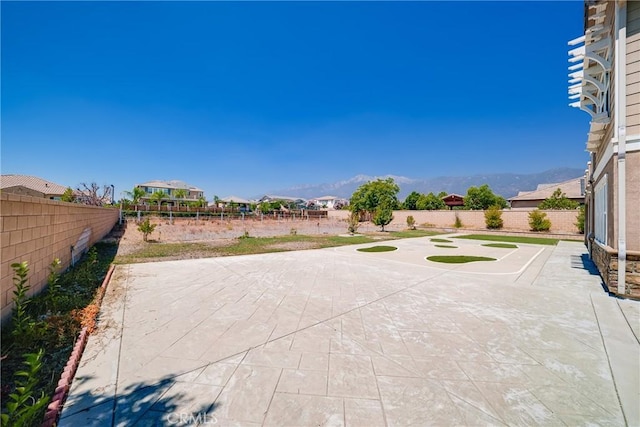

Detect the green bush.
xmin=538 ymin=188 xmax=579 ymax=210
xmin=137 ymin=218 xmax=157 ymax=242
xmin=575 ymin=205 xmax=585 ymax=234
xmin=484 ymin=205 xmax=504 ymax=229
xmin=406 ymin=215 xmax=416 ymax=230
xmin=454 ymin=214 xmax=463 ymax=229
xmin=529 ymin=210 xmax=551 ymax=232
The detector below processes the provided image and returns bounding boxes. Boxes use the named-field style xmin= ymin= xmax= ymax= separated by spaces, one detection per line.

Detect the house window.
xmin=594 ymin=175 xmax=607 ymax=245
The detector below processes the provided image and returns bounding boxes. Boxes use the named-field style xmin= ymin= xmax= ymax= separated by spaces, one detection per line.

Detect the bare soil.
xmin=112 ymin=216 xmax=368 ymax=257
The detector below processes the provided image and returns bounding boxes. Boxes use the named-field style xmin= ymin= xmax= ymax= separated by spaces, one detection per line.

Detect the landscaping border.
xmin=41 ymin=264 xmax=116 ymax=427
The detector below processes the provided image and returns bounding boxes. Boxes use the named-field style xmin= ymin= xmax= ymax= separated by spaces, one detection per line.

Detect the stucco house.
xmin=508 ymin=178 xmax=585 ymax=209
xmin=569 ymin=0 xmax=640 ymax=297
xmin=136 ymin=180 xmax=205 ymax=207
xmin=310 ymin=195 xmax=348 ymax=210
xmin=257 ymin=195 xmax=307 ymax=210
xmin=0 ymin=174 xmax=67 ymax=200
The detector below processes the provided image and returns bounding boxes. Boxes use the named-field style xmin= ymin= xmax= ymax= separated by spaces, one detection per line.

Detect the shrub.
xmin=529 ymin=210 xmax=551 ymax=231
xmin=454 ymin=214 xmax=463 ymax=229
xmin=484 ymin=205 xmax=504 ymax=229
xmin=347 ymin=212 xmax=360 ymax=234
xmin=575 ymin=205 xmax=585 ymax=234
xmin=406 ymin=215 xmax=416 ymax=230
xmin=137 ymin=218 xmax=157 ymax=242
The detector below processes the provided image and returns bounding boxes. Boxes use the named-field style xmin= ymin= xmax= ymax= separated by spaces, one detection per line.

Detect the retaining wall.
xmin=328 ymin=209 xmax=582 ymax=234
xmin=0 ymin=193 xmax=119 ymax=321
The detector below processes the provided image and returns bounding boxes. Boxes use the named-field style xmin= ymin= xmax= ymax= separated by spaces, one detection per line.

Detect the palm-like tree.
xmin=174 ymin=188 xmax=188 ymax=207
xmin=126 ymin=187 xmax=146 ymax=205
xmin=150 ymin=191 xmax=167 ymax=209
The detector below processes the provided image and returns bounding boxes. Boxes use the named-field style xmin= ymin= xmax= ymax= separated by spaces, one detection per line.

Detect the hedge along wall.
xmin=328 ymin=209 xmax=582 ymax=234
xmin=0 ymin=193 xmax=119 ymax=321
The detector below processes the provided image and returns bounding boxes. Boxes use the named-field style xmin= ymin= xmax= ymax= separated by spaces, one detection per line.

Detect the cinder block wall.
xmin=329 ymin=209 xmax=581 ymax=233
xmin=1 ymin=193 xmax=119 ymax=321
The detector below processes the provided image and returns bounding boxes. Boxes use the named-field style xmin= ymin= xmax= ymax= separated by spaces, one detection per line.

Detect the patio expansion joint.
xmin=109 ymin=265 xmax=130 ymax=427
xmin=590 ymin=293 xmax=629 ymax=426
xmin=617 ymin=299 xmax=640 ymax=346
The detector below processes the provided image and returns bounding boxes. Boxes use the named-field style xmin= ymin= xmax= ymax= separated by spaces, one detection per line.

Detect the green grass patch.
xmin=357 ymin=245 xmax=397 ymax=253
xmin=482 ymin=243 xmax=518 ymax=249
xmin=430 ymin=238 xmax=453 ymax=243
xmin=455 ymin=234 xmax=558 ymax=246
xmin=435 ymin=244 xmax=457 ymax=248
xmin=426 ymin=255 xmax=496 ymax=264
xmin=389 ymin=230 xmax=441 ymax=238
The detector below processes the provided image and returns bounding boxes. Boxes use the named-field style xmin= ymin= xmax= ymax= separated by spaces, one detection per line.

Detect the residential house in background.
xmin=136 ymin=180 xmax=205 ymax=207
xmin=569 ymin=0 xmax=640 ymax=297
xmin=0 ymin=174 xmax=67 ymax=200
xmin=213 ymin=196 xmax=253 ymax=212
xmin=508 ymin=178 xmax=585 ymax=209
xmin=309 ymin=195 xmax=348 ymax=210
xmin=257 ymin=195 xmax=307 ymax=210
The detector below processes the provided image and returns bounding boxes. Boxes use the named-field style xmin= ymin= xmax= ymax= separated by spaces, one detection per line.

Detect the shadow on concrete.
xmin=60 ymin=374 xmax=218 ymax=426
xmin=571 ymin=253 xmax=609 ymax=293
xmin=571 ymin=254 xmax=600 ymax=276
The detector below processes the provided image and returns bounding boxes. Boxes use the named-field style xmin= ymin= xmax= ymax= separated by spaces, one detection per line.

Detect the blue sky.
xmin=2 ymin=1 xmax=589 ymax=200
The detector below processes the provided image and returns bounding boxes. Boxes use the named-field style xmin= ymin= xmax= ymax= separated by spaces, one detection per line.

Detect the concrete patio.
xmin=59 ymin=236 xmax=640 ymax=426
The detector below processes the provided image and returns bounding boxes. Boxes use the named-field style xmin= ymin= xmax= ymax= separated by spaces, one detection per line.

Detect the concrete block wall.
xmin=0 ymin=193 xmax=119 ymax=321
xmin=329 ymin=209 xmax=582 ymax=234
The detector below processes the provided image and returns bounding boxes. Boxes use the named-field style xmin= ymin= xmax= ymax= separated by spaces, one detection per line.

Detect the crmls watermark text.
xmin=166 ymin=413 xmax=218 ymax=425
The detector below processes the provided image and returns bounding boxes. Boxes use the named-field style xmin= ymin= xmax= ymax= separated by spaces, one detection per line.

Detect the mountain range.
xmin=264 ymin=167 xmax=585 ymax=200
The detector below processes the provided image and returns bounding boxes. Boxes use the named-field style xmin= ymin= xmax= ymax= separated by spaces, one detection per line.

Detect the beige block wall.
xmin=0 ymin=193 xmax=118 ymax=321
xmin=625 ymin=151 xmax=640 ymax=252
xmin=628 ymin=1 xmax=640 ymax=136
xmin=329 ymin=209 xmax=581 ymax=234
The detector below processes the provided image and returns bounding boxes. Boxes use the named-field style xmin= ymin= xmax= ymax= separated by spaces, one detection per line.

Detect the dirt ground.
xmin=110 ymin=216 xmax=398 ymax=257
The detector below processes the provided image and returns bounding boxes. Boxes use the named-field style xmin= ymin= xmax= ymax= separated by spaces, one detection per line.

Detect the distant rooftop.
xmin=0 ymin=174 xmax=67 ymax=195
xmin=137 ymin=180 xmax=203 ymax=192
xmin=508 ymin=177 xmax=584 ymax=201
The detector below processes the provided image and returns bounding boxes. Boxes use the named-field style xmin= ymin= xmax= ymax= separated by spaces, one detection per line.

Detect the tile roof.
xmin=219 ymin=196 xmax=253 ymax=204
xmin=508 ymin=178 xmax=584 ymax=201
xmin=0 ymin=174 xmax=68 ymax=195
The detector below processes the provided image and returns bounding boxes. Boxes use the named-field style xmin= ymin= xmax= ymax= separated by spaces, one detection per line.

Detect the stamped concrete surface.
xmin=60 ymin=237 xmax=640 ymax=426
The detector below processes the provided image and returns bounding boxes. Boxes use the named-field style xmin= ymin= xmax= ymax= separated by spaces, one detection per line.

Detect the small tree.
xmin=575 ymin=205 xmax=585 ymax=234
xmin=529 ymin=209 xmax=551 ymax=232
xmin=464 ymin=184 xmax=507 ymax=210
xmin=76 ymin=182 xmax=113 ymax=206
xmin=372 ymin=202 xmax=394 ymax=232
xmin=174 ymin=188 xmax=188 ymax=207
xmin=347 ymin=212 xmax=360 ymax=234
xmin=538 ymin=188 xmax=579 ymax=210
xmin=406 ymin=215 xmax=416 ymax=230
xmin=125 ymin=187 xmax=146 ymax=205
xmin=61 ymin=187 xmax=75 ymax=203
xmin=484 ymin=205 xmax=503 ymax=229
xmin=150 ymin=191 xmax=167 ymax=209
xmin=137 ymin=218 xmax=157 ymax=242
xmin=454 ymin=213 xmax=463 ymax=229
